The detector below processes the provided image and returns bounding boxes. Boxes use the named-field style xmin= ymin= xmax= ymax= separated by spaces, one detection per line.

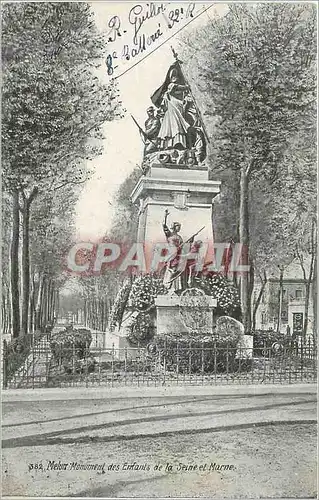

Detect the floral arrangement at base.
xmin=108 ymin=278 xmax=132 ymax=332
xmin=194 ymin=274 xmax=241 ymax=318
xmin=129 ymin=274 xmax=167 ymax=311
xmin=127 ymin=274 xmax=167 ymax=346
xmin=127 ymin=313 xmax=155 ymax=346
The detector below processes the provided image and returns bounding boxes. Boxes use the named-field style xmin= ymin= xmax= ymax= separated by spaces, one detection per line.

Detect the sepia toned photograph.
xmin=1 ymin=2 xmax=317 ymax=498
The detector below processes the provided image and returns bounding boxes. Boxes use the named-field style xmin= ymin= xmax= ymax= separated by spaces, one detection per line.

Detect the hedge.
xmin=151 ymin=334 xmax=251 ymax=374
xmin=50 ymin=327 xmax=92 ymax=363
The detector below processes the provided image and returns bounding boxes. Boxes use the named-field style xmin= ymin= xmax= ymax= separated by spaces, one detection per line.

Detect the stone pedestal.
xmin=131 ymin=165 xmax=221 ymax=253
xmin=155 ymin=294 xmax=217 ymax=336
xmin=130 ymin=164 xmax=220 ymax=338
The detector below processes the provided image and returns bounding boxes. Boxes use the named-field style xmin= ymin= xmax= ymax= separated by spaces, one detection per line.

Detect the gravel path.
xmin=2 ymin=392 xmax=317 ymax=497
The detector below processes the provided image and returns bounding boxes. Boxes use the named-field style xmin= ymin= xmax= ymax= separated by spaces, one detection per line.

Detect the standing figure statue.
xmin=162 ymin=209 xmax=184 ymax=294
xmin=162 ymin=209 xmax=198 ymax=294
xmin=152 ymin=63 xmax=194 ymax=151
xmin=150 ymin=61 xmax=208 ymax=165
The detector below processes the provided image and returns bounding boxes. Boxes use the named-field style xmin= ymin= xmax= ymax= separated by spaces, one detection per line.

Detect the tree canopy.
xmin=180 ymin=3 xmax=316 ymax=331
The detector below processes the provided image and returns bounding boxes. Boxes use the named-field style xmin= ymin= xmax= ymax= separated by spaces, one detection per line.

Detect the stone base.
xmin=103 ymin=330 xmax=135 ymax=360
xmin=155 ymin=294 xmax=217 ymax=336
xmin=131 ymin=165 xmax=221 ymax=247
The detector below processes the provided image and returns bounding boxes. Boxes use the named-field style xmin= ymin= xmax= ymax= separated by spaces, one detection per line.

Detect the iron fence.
xmin=2 ymin=332 xmax=48 ymax=389
xmin=3 ymin=337 xmax=316 ymax=389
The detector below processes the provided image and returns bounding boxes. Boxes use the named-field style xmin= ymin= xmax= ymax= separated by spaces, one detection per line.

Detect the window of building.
xmin=261 ymin=313 xmax=266 ymax=325
xmin=295 ymin=289 xmax=302 ymax=299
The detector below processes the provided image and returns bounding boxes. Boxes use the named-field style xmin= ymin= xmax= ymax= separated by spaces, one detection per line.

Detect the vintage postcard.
xmin=1 ymin=1 xmax=317 ymax=499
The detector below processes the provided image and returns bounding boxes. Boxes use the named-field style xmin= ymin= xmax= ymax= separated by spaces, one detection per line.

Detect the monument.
xmin=130 ymin=50 xmax=221 ymax=336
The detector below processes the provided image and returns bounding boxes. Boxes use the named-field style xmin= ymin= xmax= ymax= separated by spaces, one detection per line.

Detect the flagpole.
xmin=171 ymin=46 xmax=210 ymax=144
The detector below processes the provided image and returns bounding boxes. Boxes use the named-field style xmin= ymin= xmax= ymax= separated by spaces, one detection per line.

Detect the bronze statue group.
xmin=134 ymin=58 xmax=208 ymax=168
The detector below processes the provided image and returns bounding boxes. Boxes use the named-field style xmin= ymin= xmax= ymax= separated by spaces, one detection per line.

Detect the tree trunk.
xmin=29 ymin=272 xmax=36 ymax=333
xmin=2 ymin=292 xmax=7 ymax=334
xmin=252 ymin=271 xmax=267 ymax=332
xmin=35 ymin=274 xmax=44 ymax=330
xmin=47 ymin=280 xmax=55 ymax=324
xmin=307 ymin=219 xmax=317 ymax=339
xmin=296 ymin=242 xmax=315 ymax=339
xmin=46 ymin=279 xmax=51 ymax=326
xmin=52 ymin=288 xmax=57 ymax=324
xmin=312 ymin=252 xmax=317 ymax=344
xmin=239 ymin=166 xmax=251 ymax=332
xmin=21 ymin=200 xmax=30 ymax=335
xmin=21 ymin=187 xmax=38 ymax=336
xmin=276 ymin=266 xmax=284 ymax=333
xmin=56 ymin=290 xmax=60 ymax=323
xmin=248 ymin=257 xmax=255 ymax=325
xmin=40 ymin=279 xmax=47 ymax=330
xmin=10 ymin=189 xmax=20 ymax=338
xmin=304 ymin=252 xmax=315 ymax=338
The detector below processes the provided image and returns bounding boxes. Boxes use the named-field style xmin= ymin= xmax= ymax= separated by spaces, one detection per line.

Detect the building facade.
xmin=253 ymin=260 xmax=314 ymax=337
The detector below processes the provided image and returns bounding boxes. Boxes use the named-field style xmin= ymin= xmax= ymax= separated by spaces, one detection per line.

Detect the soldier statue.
xmin=144 ymin=106 xmax=160 ymax=156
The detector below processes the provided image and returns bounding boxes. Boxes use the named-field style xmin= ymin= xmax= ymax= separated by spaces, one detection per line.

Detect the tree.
xmin=29 ymin=186 xmax=79 ymax=331
xmin=181 ymin=3 xmax=316 ymax=332
xmin=2 ymin=194 xmax=13 ymax=335
xmin=109 ymin=167 xmax=141 ymax=244
xmin=2 ymin=3 xmax=122 ymax=336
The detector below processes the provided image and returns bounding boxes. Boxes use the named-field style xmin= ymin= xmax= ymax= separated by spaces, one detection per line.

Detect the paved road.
xmin=2 ymin=388 xmax=317 ymax=498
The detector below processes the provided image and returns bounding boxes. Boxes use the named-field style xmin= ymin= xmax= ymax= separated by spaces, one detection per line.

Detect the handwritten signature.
xmin=129 ymin=3 xmax=166 ymax=44
xmin=104 ymin=3 xmax=197 ymax=76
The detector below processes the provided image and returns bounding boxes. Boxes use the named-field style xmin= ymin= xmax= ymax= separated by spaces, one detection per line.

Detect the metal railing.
xmin=3 ymin=337 xmax=316 ymax=389
xmin=2 ymin=333 xmax=50 ymax=389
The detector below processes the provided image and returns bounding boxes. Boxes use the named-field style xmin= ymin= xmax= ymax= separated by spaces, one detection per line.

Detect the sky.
xmin=75 ymin=2 xmax=228 ymax=241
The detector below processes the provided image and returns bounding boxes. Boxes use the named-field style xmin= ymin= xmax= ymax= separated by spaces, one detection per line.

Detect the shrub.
xmin=152 ymin=333 xmax=246 ymax=374
xmin=252 ymin=329 xmax=291 ymax=348
xmin=3 ymin=332 xmax=43 ymax=383
xmin=252 ymin=329 xmax=293 ymax=357
xmin=62 ymin=356 xmax=96 ymax=375
xmin=127 ymin=312 xmax=155 ymax=346
xmin=50 ymin=327 xmax=92 ymax=363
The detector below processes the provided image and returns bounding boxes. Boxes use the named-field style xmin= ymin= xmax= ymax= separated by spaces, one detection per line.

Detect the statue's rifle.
xmin=171 ymin=46 xmax=210 ymax=144
xmin=164 ymin=225 xmax=206 ymax=284
xmin=184 ymin=226 xmax=205 ymax=245
xmin=131 ymin=114 xmax=157 ymax=147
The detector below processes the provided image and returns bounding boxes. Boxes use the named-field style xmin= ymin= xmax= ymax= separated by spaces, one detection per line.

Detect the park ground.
xmin=2 ymin=385 xmax=317 ymax=498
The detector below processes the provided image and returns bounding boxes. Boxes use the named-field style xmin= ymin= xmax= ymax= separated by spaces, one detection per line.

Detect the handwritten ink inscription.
xmin=104 ymin=2 xmax=199 ymax=76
